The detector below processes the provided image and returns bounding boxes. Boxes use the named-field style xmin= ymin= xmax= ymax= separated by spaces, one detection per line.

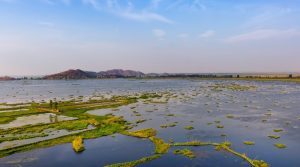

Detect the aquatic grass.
xmin=0 ymin=133 xmax=48 ymax=143
xmin=0 ymin=109 xmax=46 ymax=124
xmin=149 ymin=137 xmax=170 ymax=154
xmin=173 ymin=141 xmax=212 ymax=146
xmin=135 ymin=119 xmax=146 ymax=124
xmin=274 ymin=143 xmax=286 ymax=149
xmin=273 ymin=128 xmax=283 ymax=133
xmin=268 ymin=135 xmax=280 ymax=139
xmin=72 ymin=136 xmax=85 ymax=152
xmin=104 ymin=154 xmax=161 ymax=167
xmin=160 ymin=122 xmax=177 ymax=128
xmin=209 ymin=84 xmax=257 ymax=91
xmin=0 ymin=122 xmax=126 ymax=158
xmin=226 ymin=114 xmax=235 ymax=119
xmin=173 ymin=149 xmax=195 ymax=158
xmin=216 ymin=125 xmax=224 ymax=128
xmin=243 ymin=141 xmax=255 ymax=145
xmin=184 ymin=126 xmax=194 ymax=130
xmin=173 ymin=140 xmax=268 ymax=167
xmin=122 ymin=128 xmax=157 ymax=138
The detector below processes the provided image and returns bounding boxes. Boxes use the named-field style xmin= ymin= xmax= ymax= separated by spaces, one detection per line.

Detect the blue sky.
xmin=0 ymin=0 xmax=300 ymax=75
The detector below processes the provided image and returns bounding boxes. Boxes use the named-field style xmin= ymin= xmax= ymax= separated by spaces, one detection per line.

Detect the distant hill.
xmin=97 ymin=69 xmax=144 ymax=78
xmin=0 ymin=76 xmax=15 ymax=81
xmin=43 ymin=69 xmax=93 ymax=80
xmin=43 ymin=69 xmax=144 ymax=80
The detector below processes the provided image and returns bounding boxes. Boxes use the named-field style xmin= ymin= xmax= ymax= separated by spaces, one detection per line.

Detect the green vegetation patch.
xmin=243 ymin=141 xmax=255 ymax=145
xmin=274 ymin=143 xmax=287 ymax=149
xmin=173 ymin=141 xmax=212 ymax=146
xmin=0 ymin=122 xmax=125 ymax=158
xmin=184 ymin=126 xmax=194 ymax=130
xmin=122 ymin=128 xmax=157 ymax=138
xmin=104 ymin=154 xmax=162 ymax=167
xmin=209 ymin=83 xmax=257 ymax=91
xmin=72 ymin=136 xmax=85 ymax=152
xmin=149 ymin=137 xmax=170 ymax=154
xmin=268 ymin=135 xmax=280 ymax=139
xmin=160 ymin=122 xmax=177 ymax=128
xmin=173 ymin=149 xmax=195 ymax=158
xmin=216 ymin=125 xmax=224 ymax=128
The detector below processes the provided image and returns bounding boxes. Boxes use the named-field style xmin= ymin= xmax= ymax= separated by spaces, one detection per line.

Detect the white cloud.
xmin=242 ymin=7 xmax=292 ymax=29
xmin=200 ymin=30 xmax=215 ymax=38
xmin=152 ymin=29 xmax=166 ymax=40
xmin=83 ymin=0 xmax=173 ymax=24
xmin=167 ymin=0 xmax=206 ymax=12
xmin=120 ymin=11 xmax=173 ymax=24
xmin=225 ymin=29 xmax=300 ymax=43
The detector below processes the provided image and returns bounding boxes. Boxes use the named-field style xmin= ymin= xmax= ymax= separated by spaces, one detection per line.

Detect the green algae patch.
xmin=104 ymin=154 xmax=161 ymax=167
xmin=226 ymin=114 xmax=235 ymax=119
xmin=0 ymin=109 xmax=46 ymax=124
xmin=273 ymin=128 xmax=283 ymax=133
xmin=173 ymin=141 xmax=212 ymax=146
xmin=274 ymin=143 xmax=287 ymax=149
xmin=0 ymin=133 xmax=48 ymax=143
xmin=209 ymin=83 xmax=256 ymax=91
xmin=173 ymin=140 xmax=269 ymax=167
xmin=173 ymin=149 xmax=195 ymax=158
xmin=135 ymin=119 xmax=146 ymax=124
xmin=216 ymin=125 xmax=224 ymax=128
xmin=72 ymin=136 xmax=85 ymax=153
xmin=243 ymin=141 xmax=255 ymax=145
xmin=160 ymin=122 xmax=177 ymax=128
xmin=184 ymin=126 xmax=194 ymax=130
xmin=0 ymin=122 xmax=125 ymax=158
xmin=149 ymin=137 xmax=170 ymax=154
xmin=268 ymin=135 xmax=280 ymax=139
xmin=122 ymin=128 xmax=157 ymax=138
xmin=214 ymin=142 xmax=269 ymax=167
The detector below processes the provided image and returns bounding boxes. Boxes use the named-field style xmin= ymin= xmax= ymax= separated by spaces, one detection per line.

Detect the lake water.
xmin=0 ymin=79 xmax=300 ymax=167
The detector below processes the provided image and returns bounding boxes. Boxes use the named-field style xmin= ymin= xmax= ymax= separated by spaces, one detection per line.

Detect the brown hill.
xmin=43 ymin=69 xmax=94 ymax=80
xmin=0 ymin=76 xmax=15 ymax=81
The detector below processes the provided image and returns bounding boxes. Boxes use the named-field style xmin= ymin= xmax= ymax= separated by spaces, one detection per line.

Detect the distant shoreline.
xmin=1 ymin=69 xmax=299 ymax=82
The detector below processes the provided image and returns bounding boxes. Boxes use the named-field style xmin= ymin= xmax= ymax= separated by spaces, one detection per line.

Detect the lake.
xmin=0 ymin=79 xmax=299 ymax=167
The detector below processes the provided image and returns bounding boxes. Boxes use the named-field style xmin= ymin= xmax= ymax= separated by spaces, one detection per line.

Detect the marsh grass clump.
xmin=184 ymin=126 xmax=194 ymax=130
xmin=72 ymin=136 xmax=85 ymax=153
xmin=104 ymin=154 xmax=161 ymax=167
xmin=209 ymin=83 xmax=256 ymax=91
xmin=215 ymin=141 xmax=269 ymax=167
xmin=139 ymin=93 xmax=162 ymax=99
xmin=226 ymin=114 xmax=235 ymax=119
xmin=216 ymin=125 xmax=224 ymax=129
xmin=135 ymin=119 xmax=146 ymax=124
xmin=268 ymin=135 xmax=280 ymax=139
xmin=243 ymin=141 xmax=255 ymax=145
xmin=274 ymin=143 xmax=286 ymax=149
xmin=122 ymin=128 xmax=157 ymax=138
xmin=173 ymin=149 xmax=195 ymax=158
xmin=173 ymin=141 xmax=212 ymax=146
xmin=149 ymin=137 xmax=170 ymax=154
